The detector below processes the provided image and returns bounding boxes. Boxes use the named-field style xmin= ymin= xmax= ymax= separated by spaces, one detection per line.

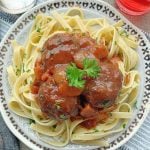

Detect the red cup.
xmin=116 ymin=0 xmax=150 ymax=15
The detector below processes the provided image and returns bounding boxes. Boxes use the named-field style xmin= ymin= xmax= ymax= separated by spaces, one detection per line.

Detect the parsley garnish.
xmin=64 ymin=28 xmax=69 ymax=32
xmin=101 ymin=100 xmax=111 ymax=108
xmin=82 ymin=33 xmax=86 ymax=36
xmin=29 ymin=119 xmax=35 ymax=124
xmin=23 ymin=53 xmax=26 ymax=59
xmin=16 ymin=68 xmax=21 ymax=76
xmin=83 ymin=58 xmax=100 ymax=78
xmin=109 ymin=112 xmax=112 ymax=117
xmin=93 ymin=128 xmax=99 ymax=132
xmin=59 ymin=114 xmax=67 ymax=120
xmin=85 ymin=128 xmax=99 ymax=134
xmin=24 ymin=79 xmax=27 ymax=85
xmin=66 ymin=58 xmax=100 ymax=88
xmin=66 ymin=63 xmax=85 ymax=88
xmin=119 ymin=30 xmax=129 ymax=37
xmin=48 ymin=18 xmax=52 ymax=21
xmin=33 ymin=16 xmax=36 ymax=19
xmin=26 ymin=69 xmax=31 ymax=73
xmin=37 ymin=27 xmax=41 ymax=33
xmin=122 ymin=123 xmax=126 ymax=129
xmin=134 ymin=101 xmax=138 ymax=109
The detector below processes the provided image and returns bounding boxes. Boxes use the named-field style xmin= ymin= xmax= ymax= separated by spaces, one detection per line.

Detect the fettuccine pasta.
xmin=7 ymin=7 xmax=140 ymax=147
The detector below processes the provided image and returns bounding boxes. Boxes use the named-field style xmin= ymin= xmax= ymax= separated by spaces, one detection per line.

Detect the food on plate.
xmin=7 ymin=7 xmax=140 ymax=147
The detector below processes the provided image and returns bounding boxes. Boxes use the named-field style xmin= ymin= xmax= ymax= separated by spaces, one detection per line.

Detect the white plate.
xmin=0 ymin=0 xmax=150 ymax=150
xmin=0 ymin=0 xmax=36 ymax=14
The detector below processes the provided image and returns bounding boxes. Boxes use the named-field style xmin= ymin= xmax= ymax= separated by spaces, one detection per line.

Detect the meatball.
xmin=83 ymin=61 xmax=123 ymax=108
xmin=37 ymin=77 xmax=78 ymax=120
xmin=43 ymin=33 xmax=77 ymax=50
xmin=77 ymin=34 xmax=97 ymax=51
xmin=41 ymin=33 xmax=79 ymax=71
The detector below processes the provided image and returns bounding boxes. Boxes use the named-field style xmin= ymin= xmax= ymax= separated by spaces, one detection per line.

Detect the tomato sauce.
xmin=31 ymin=33 xmax=123 ymax=129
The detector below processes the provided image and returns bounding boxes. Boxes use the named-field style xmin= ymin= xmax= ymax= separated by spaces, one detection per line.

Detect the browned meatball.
xmin=37 ymin=77 xmax=78 ymax=120
xmin=43 ymin=33 xmax=77 ymax=50
xmin=83 ymin=61 xmax=123 ymax=108
xmin=41 ymin=33 xmax=79 ymax=71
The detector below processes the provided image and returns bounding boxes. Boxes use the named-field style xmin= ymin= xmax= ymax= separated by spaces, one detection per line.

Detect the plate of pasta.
xmin=0 ymin=0 xmax=150 ymax=150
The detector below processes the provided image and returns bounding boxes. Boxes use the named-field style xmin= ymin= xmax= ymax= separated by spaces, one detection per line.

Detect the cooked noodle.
xmin=7 ymin=7 xmax=140 ymax=147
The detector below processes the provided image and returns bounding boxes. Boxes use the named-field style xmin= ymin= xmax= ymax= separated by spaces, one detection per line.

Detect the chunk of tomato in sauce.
xmin=93 ymin=45 xmax=109 ymax=59
xmin=31 ymin=80 xmax=41 ymax=94
xmin=58 ymin=82 xmax=83 ymax=97
xmin=80 ymin=104 xmax=98 ymax=118
xmin=34 ymin=59 xmax=44 ymax=80
xmin=53 ymin=64 xmax=83 ymax=96
xmin=31 ymin=85 xmax=39 ymax=94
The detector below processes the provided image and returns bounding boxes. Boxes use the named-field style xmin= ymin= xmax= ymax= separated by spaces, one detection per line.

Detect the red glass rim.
xmin=116 ymin=0 xmax=150 ymax=15
xmin=118 ymin=0 xmax=150 ymax=12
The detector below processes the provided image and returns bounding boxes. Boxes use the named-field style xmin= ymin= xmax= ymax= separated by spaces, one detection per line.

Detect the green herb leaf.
xmin=24 ymin=79 xmax=27 ymax=85
xmin=29 ymin=119 xmax=35 ymax=124
xmin=93 ymin=128 xmax=99 ymax=132
xmin=122 ymin=123 xmax=126 ymax=129
xmin=34 ymin=24 xmax=37 ymax=29
xmin=16 ymin=68 xmax=21 ymax=76
xmin=33 ymin=16 xmax=36 ymax=19
xmin=109 ymin=112 xmax=112 ymax=117
xmin=26 ymin=69 xmax=31 ymax=73
xmin=66 ymin=58 xmax=100 ymax=88
xmin=64 ymin=28 xmax=69 ymax=32
xmin=82 ymin=32 xmax=86 ymax=36
xmin=48 ymin=18 xmax=52 ymax=21
xmin=134 ymin=101 xmax=138 ymax=109
xmin=101 ymin=100 xmax=111 ymax=108
xmin=83 ymin=58 xmax=100 ymax=78
xmin=37 ymin=27 xmax=41 ymax=33
xmin=59 ymin=114 xmax=67 ymax=120
xmin=23 ymin=53 xmax=26 ymax=59
xmin=119 ymin=30 xmax=129 ymax=37
xmin=66 ymin=63 xmax=85 ymax=88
